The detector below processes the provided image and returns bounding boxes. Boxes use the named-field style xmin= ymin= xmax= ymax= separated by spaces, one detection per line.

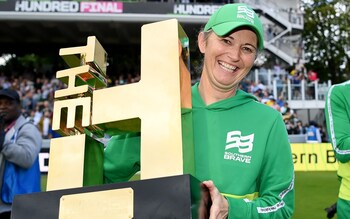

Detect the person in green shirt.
xmin=191 ymin=3 xmax=294 ymax=218
xmin=104 ymin=3 xmax=295 ymax=218
xmin=325 ymin=80 xmax=350 ymax=219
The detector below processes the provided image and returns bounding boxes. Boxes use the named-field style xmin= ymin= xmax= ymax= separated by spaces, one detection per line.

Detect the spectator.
xmin=292 ymin=71 xmax=304 ymax=99
xmin=260 ymin=90 xmax=271 ymax=104
xmin=307 ymin=69 xmax=318 ymax=82
xmin=281 ymin=102 xmax=294 ymax=120
xmin=294 ymin=120 xmax=307 ymax=135
xmin=41 ymin=110 xmax=52 ymax=139
xmin=273 ymin=74 xmax=284 ymax=96
xmin=252 ymin=87 xmax=263 ymax=102
xmin=306 ymin=121 xmax=322 ymax=143
xmin=0 ymin=88 xmax=42 ymax=218
xmin=285 ymin=119 xmax=296 ymax=135
xmin=277 ymin=93 xmax=285 ymax=108
xmin=266 ymin=96 xmax=281 ymax=112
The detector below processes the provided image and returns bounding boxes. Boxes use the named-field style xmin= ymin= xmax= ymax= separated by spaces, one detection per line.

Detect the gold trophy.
xmin=12 ymin=19 xmax=208 ymax=219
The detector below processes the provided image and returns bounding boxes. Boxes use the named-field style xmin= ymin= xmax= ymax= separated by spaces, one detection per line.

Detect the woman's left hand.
xmin=202 ymin=180 xmax=229 ymax=219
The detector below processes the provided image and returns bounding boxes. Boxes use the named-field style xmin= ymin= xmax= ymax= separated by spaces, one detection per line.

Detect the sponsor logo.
xmin=15 ymin=1 xmax=79 ymax=12
xmin=257 ymin=201 xmax=285 ymax=213
xmin=14 ymin=1 xmax=123 ymax=13
xmin=224 ymin=130 xmax=254 ymax=163
xmin=224 ymin=152 xmax=251 ymax=163
xmin=80 ymin=2 xmax=123 ymax=13
xmin=237 ymin=5 xmax=255 ymax=24
xmin=173 ymin=4 xmax=221 ymax=15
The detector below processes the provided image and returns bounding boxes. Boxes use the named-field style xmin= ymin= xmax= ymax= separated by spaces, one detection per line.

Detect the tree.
xmin=302 ymin=0 xmax=350 ymax=83
xmin=0 ymin=53 xmax=58 ymax=81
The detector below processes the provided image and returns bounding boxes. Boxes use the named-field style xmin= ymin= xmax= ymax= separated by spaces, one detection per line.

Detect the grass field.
xmin=41 ymin=171 xmax=340 ymax=218
xmin=294 ymin=171 xmax=339 ymax=219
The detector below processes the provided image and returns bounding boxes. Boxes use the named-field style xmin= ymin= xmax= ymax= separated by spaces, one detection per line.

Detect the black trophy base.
xmin=12 ymin=174 xmax=209 ymax=219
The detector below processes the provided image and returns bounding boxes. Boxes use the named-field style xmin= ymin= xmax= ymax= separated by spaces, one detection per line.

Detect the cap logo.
xmin=237 ymin=5 xmax=255 ymax=24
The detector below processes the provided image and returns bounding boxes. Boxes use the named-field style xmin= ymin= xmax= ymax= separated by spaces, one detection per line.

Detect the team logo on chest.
xmin=224 ymin=130 xmax=254 ymax=164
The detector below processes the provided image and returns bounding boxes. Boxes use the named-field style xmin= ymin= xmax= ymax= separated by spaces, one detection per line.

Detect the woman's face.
xmin=198 ymin=28 xmax=258 ymax=93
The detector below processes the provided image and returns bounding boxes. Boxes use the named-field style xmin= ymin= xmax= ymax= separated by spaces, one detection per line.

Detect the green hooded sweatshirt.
xmin=103 ymin=83 xmax=295 ymax=218
xmin=325 ymin=80 xmax=350 ymax=201
xmin=192 ymin=83 xmax=294 ymax=218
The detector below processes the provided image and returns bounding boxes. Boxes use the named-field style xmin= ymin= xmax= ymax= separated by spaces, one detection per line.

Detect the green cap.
xmin=204 ymin=3 xmax=264 ymax=50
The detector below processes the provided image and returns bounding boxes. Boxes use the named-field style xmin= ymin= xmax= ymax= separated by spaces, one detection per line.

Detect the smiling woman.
xmin=102 ymin=3 xmax=295 ymax=218
xmin=197 ymin=28 xmax=258 ymax=103
xmin=191 ymin=3 xmax=295 ymax=218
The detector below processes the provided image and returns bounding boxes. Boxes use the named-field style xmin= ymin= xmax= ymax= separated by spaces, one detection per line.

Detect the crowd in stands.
xmin=0 ymin=72 xmax=142 ymax=140
xmin=0 ymin=71 xmax=327 ymax=143
xmin=0 ymin=74 xmax=62 ymax=139
xmin=239 ymin=77 xmax=327 ymax=143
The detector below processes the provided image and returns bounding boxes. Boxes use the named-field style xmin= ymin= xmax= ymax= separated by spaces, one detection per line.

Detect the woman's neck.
xmin=198 ymin=77 xmax=237 ymax=105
